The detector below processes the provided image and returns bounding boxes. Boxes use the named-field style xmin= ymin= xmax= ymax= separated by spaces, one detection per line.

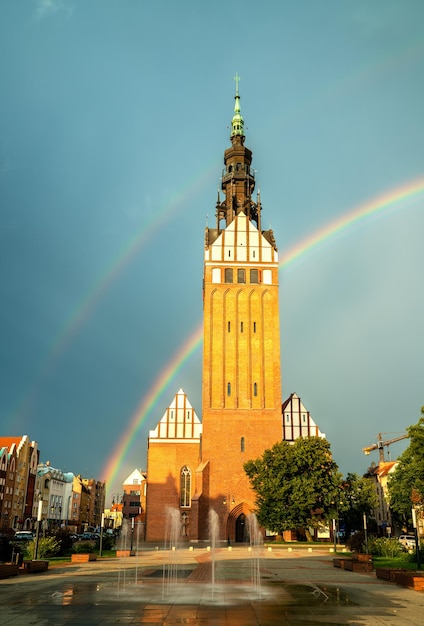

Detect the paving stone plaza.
xmin=1 ymin=546 xmax=424 ymax=625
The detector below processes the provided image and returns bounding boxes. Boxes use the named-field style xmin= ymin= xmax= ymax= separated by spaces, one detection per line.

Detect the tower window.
xmin=227 ymin=382 xmax=231 ymax=396
xmin=240 ymin=321 xmax=243 ymax=333
xmin=252 ymin=250 xmax=256 ymax=258
xmin=225 ymin=268 xmax=233 ymax=283
xmin=253 ymin=322 xmax=256 ymax=333
xmin=180 ymin=466 xmax=191 ymax=508
xmin=241 ymin=437 xmax=245 ymax=453
xmin=228 ymin=250 xmax=231 ymax=258
xmin=253 ymin=383 xmax=257 ymax=396
xmin=237 ymin=269 xmax=246 ymax=283
xmin=228 ymin=321 xmax=231 ymax=332
xmin=250 ymin=269 xmax=259 ymax=283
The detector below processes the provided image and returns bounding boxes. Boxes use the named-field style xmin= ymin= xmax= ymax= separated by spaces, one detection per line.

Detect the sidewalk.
xmin=1 ymin=545 xmax=423 ymax=625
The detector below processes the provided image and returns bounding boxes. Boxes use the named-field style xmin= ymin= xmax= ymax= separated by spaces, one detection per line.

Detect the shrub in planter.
xmin=72 ymin=542 xmax=95 ymax=554
xmin=24 ymin=537 xmax=60 ymax=560
xmin=369 ymin=537 xmax=405 ymax=558
xmin=346 ymin=531 xmax=366 ymax=553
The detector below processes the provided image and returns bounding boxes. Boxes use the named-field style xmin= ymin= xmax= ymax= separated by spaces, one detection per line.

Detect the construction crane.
xmin=363 ymin=432 xmax=409 ymax=463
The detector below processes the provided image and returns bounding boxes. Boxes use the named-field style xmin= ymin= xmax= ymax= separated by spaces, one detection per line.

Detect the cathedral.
xmin=145 ymin=80 xmax=324 ymax=543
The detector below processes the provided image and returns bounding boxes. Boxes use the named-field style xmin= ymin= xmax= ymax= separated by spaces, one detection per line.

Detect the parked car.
xmin=14 ymin=531 xmax=34 ymax=541
xmin=398 ymin=534 xmax=415 ymax=549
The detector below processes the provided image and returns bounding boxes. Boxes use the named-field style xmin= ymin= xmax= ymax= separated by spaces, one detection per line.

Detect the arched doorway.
xmin=235 ymin=513 xmax=247 ymax=542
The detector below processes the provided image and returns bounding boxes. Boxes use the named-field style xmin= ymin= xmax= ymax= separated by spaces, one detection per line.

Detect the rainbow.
xmin=102 ymin=176 xmax=424 ymax=492
xmin=10 ymin=166 xmax=214 ymax=429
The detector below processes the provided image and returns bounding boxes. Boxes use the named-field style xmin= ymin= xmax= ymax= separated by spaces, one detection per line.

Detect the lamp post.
xmin=412 ymin=508 xmax=421 ymax=570
xmin=34 ymin=499 xmax=43 ymax=561
xmin=363 ymin=513 xmax=368 ymax=554
xmin=99 ymin=513 xmax=104 ymax=557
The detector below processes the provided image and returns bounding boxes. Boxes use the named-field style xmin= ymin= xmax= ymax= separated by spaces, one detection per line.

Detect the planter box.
xmin=394 ymin=570 xmax=424 ymax=590
xmin=116 ymin=550 xmax=135 ymax=557
xmin=0 ymin=564 xmax=19 ymax=579
xmin=23 ymin=560 xmax=49 ymax=573
xmin=71 ymin=553 xmax=97 ymax=563
xmin=353 ymin=554 xmax=372 ymax=563
xmin=375 ymin=568 xmax=400 ymax=582
xmin=333 ymin=557 xmax=373 ymax=573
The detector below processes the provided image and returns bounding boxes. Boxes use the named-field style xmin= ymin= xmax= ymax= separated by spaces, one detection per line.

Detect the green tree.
xmin=338 ymin=473 xmax=377 ymax=538
xmin=244 ymin=437 xmax=343 ymax=540
xmin=388 ymin=409 xmax=424 ymax=524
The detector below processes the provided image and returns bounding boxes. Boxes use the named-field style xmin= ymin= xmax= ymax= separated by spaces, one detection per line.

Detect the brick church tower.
xmin=200 ymin=76 xmax=282 ymax=541
xmin=145 ymin=79 xmax=324 ymax=543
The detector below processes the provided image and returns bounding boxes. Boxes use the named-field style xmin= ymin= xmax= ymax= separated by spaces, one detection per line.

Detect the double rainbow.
xmin=101 ymin=175 xmax=424 ymax=490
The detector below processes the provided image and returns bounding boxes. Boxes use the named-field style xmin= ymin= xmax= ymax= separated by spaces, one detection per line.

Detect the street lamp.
xmin=34 ymin=499 xmax=43 ymax=560
xmin=412 ymin=508 xmax=421 ymax=570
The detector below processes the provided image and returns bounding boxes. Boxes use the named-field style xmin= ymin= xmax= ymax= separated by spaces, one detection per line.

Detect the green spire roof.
xmin=231 ymin=72 xmax=245 ymax=138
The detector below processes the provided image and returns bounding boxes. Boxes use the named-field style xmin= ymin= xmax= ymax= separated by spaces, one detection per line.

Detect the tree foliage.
xmin=338 ymin=472 xmax=377 ymax=538
xmin=244 ymin=437 xmax=342 ymax=537
xmin=388 ymin=409 xmax=424 ymax=519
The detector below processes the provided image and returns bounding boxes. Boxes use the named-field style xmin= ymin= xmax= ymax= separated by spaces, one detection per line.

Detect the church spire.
xmin=231 ymin=72 xmax=245 ymax=140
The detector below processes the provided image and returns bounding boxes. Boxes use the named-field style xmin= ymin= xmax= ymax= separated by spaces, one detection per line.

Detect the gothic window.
xmin=227 ymin=382 xmax=231 ymax=396
xmin=241 ymin=437 xmax=245 ymax=452
xmin=180 ymin=466 xmax=191 ymax=508
xmin=225 ymin=268 xmax=233 ymax=283
xmin=237 ymin=268 xmax=245 ymax=283
xmin=250 ymin=269 xmax=259 ymax=283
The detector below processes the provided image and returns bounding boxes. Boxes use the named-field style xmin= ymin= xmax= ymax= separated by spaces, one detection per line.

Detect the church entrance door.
xmin=235 ymin=513 xmax=246 ymax=542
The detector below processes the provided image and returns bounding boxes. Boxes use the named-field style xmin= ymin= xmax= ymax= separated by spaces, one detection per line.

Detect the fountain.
xmin=162 ymin=507 xmax=182 ymax=596
xmin=247 ymin=512 xmax=263 ymax=596
xmin=208 ymin=509 xmax=219 ymax=593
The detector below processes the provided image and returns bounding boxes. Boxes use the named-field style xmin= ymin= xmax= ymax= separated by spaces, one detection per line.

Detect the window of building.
xmin=180 ymin=466 xmax=191 ymax=508
xmin=227 ymin=382 xmax=231 ymax=396
xmin=241 ymin=437 xmax=245 ymax=452
xmin=240 ymin=321 xmax=243 ymax=332
xmin=228 ymin=321 xmax=231 ymax=332
xmin=253 ymin=321 xmax=256 ymax=333
xmin=250 ymin=269 xmax=259 ymax=283
xmin=237 ymin=268 xmax=245 ymax=283
xmin=253 ymin=383 xmax=257 ymax=396
xmin=302 ymin=414 xmax=306 ymax=423
xmin=252 ymin=250 xmax=256 ymax=258
xmin=187 ymin=410 xmax=190 ymax=420
xmin=170 ymin=410 xmax=174 ymax=419
xmin=225 ymin=268 xmax=233 ymax=283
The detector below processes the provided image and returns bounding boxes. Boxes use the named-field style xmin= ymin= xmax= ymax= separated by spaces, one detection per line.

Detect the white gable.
xmin=282 ymin=392 xmax=325 ymax=440
xmin=207 ymin=212 xmax=278 ymax=264
xmin=123 ymin=468 xmax=145 ymax=485
xmin=148 ymin=388 xmax=202 ymax=442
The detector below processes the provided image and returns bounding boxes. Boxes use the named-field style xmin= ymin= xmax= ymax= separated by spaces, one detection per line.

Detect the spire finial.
xmin=234 ymin=72 xmax=241 ymax=96
xmin=231 ymin=72 xmax=244 ymax=139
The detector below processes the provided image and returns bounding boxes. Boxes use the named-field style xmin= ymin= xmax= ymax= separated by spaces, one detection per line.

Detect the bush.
xmin=95 ymin=534 xmax=114 ymax=551
xmin=24 ymin=537 xmax=60 ymax=560
xmin=54 ymin=529 xmax=74 ymax=556
xmin=346 ymin=531 xmax=366 ymax=553
xmin=72 ymin=542 xmax=95 ymax=554
xmin=368 ymin=537 xmax=405 ymax=557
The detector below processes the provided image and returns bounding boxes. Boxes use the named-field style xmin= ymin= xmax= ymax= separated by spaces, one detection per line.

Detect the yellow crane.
xmin=363 ymin=432 xmax=408 ymax=463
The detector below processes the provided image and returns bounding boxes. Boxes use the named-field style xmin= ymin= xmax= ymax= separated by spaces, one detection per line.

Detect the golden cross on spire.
xmin=234 ymin=72 xmax=242 ymax=96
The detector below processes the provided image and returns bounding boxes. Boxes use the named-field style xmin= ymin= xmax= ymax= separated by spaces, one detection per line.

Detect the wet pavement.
xmin=1 ymin=546 xmax=424 ymax=624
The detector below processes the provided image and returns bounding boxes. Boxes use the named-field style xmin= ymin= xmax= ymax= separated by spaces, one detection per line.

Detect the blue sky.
xmin=1 ymin=0 xmax=423 ymax=499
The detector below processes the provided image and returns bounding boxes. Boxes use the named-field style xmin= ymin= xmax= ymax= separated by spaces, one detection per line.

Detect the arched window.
xmin=180 ymin=466 xmax=191 ymax=508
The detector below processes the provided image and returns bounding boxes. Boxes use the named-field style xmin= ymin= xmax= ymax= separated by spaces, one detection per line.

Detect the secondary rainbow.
xmin=102 ymin=175 xmax=424 ymax=492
